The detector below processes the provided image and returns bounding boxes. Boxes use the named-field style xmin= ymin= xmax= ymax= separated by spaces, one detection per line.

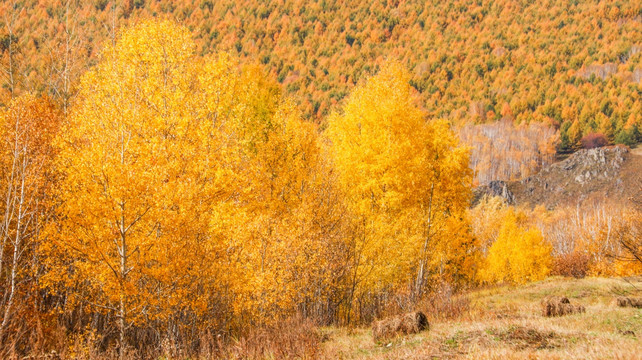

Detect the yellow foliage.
xmin=41 ymin=19 xmax=349 ymax=334
xmin=1 ymin=5 xmax=641 ymax=353
xmin=481 ymin=209 xmax=553 ymax=284
xmin=327 ymin=61 xmax=475 ymax=308
xmin=469 ymin=195 xmax=509 ymax=253
xmin=230 ymin=96 xmax=346 ymax=324
xmin=0 ymin=93 xmax=61 ymax=342
xmin=42 ymin=20 xmax=243 ymax=335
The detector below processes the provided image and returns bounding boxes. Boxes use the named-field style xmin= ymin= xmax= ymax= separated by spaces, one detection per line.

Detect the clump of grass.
xmin=225 ymin=316 xmax=321 ymax=360
xmin=371 ymin=312 xmax=428 ymax=344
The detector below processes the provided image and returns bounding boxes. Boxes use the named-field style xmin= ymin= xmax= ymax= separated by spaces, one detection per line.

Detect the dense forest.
xmin=0 ymin=1 xmax=641 ymax=359
xmin=2 ymin=0 xmax=642 ymax=144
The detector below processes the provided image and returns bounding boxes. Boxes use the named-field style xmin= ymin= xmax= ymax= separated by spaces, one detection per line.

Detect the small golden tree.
xmin=481 ymin=209 xmax=553 ymax=284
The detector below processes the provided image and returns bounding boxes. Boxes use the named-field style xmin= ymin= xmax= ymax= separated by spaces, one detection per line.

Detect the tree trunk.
xmin=118 ymin=207 xmax=127 ymax=360
xmin=0 ymin=150 xmax=26 ymax=343
xmin=415 ymin=182 xmax=435 ymax=300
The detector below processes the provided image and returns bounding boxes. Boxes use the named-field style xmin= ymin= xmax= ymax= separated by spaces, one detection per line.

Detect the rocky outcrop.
xmin=473 ymin=180 xmax=515 ymax=205
xmin=473 ymin=145 xmax=640 ymax=209
xmin=552 ymin=146 xmax=627 ymax=185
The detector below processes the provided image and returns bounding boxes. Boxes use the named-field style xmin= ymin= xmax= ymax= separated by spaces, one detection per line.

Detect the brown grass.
xmin=7 ymin=278 xmax=641 ymax=359
xmin=541 ymin=296 xmax=586 ymax=317
xmin=321 ymin=277 xmax=642 ymax=359
xmin=494 ymin=325 xmax=565 ymax=350
xmin=224 ymin=316 xmax=321 ymax=360
xmin=615 ymin=296 xmax=642 ymax=308
xmin=371 ymin=312 xmax=429 ymax=343
xmin=3 ymin=316 xmax=321 ymax=360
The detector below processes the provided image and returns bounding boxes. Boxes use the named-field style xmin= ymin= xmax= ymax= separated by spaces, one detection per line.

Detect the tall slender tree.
xmin=327 ymin=62 xmax=474 ymax=319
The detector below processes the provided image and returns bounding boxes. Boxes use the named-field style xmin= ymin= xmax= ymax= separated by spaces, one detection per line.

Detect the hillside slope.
xmin=475 ymin=145 xmax=642 ymax=209
xmin=1 ymin=0 xmax=641 ymax=147
xmin=321 ymin=276 xmax=642 ymax=359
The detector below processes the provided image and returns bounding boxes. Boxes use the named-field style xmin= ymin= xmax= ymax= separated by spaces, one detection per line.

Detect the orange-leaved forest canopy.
xmin=1 ymin=0 xmax=641 ymax=152
xmin=0 ymin=18 xmax=484 ymax=357
xmin=0 ymin=3 xmax=642 ymax=359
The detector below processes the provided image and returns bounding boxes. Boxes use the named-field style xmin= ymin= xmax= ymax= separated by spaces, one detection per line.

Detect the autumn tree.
xmin=41 ymin=21 xmax=245 ymax=357
xmin=43 ymin=0 xmax=87 ymax=113
xmin=480 ymin=209 xmax=553 ymax=284
xmin=2 ymin=0 xmax=642 ymax=133
xmin=458 ymin=119 xmax=558 ymax=185
xmin=610 ymin=179 xmax=642 ymax=274
xmin=469 ymin=195 xmax=508 ymax=254
xmin=0 ymin=0 xmax=24 ymax=101
xmin=223 ymin=65 xmax=350 ymax=326
xmin=0 ymin=94 xmax=60 ymax=348
xmin=40 ymin=20 xmax=355 ymax=356
xmin=327 ymin=61 xmax=474 ymax=320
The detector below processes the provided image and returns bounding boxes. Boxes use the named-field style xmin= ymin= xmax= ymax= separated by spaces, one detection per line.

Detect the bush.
xmin=552 ymin=251 xmax=591 ymax=278
xmin=580 ymin=132 xmax=608 ymax=149
xmin=480 ymin=209 xmax=553 ymax=284
xmin=420 ymin=282 xmax=470 ymax=322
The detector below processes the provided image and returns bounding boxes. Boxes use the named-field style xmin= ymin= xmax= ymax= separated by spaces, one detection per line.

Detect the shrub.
xmin=420 ymin=282 xmax=470 ymax=322
xmin=580 ymin=132 xmax=608 ymax=149
xmin=552 ymin=251 xmax=591 ymax=278
xmin=480 ymin=209 xmax=553 ymax=284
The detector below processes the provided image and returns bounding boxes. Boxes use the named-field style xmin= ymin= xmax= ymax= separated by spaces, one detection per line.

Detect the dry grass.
xmin=8 ymin=277 xmax=640 ymax=359
xmin=4 ymin=316 xmax=322 ymax=360
xmin=371 ymin=312 xmax=428 ymax=343
xmin=616 ymin=297 xmax=642 ymax=309
xmin=320 ymin=276 xmax=642 ymax=359
xmin=224 ymin=316 xmax=321 ymax=360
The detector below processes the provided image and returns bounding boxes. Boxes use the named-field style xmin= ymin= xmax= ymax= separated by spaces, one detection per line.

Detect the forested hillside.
xmin=2 ymin=0 xmax=641 ymax=150
xmin=0 ymin=2 xmax=641 ymax=359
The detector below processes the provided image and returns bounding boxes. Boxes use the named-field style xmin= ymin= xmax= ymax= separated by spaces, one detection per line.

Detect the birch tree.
xmin=0 ymin=94 xmax=60 ymax=346
xmin=327 ymin=62 xmax=474 ymax=317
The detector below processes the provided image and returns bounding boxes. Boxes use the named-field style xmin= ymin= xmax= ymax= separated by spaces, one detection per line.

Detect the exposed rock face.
xmin=551 ymin=146 xmax=627 ymax=185
xmin=473 ymin=180 xmax=515 ymax=205
xmin=514 ymin=146 xmax=628 ymax=206
xmin=473 ymin=145 xmax=641 ymax=209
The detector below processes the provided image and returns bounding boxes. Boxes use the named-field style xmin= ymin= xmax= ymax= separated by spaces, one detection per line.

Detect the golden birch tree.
xmin=480 ymin=209 xmax=553 ymax=284
xmin=0 ymin=94 xmax=60 ymax=345
xmin=327 ymin=62 xmax=474 ymax=319
xmin=41 ymin=21 xmax=243 ymax=356
xmin=226 ymin=66 xmax=350 ymax=325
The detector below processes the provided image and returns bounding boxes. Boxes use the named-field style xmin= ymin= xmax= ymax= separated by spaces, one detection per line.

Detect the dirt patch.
xmin=495 ymin=326 xmax=563 ymax=350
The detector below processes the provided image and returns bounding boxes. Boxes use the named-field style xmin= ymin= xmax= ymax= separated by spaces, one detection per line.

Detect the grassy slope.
xmin=320 ymin=277 xmax=642 ymax=359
